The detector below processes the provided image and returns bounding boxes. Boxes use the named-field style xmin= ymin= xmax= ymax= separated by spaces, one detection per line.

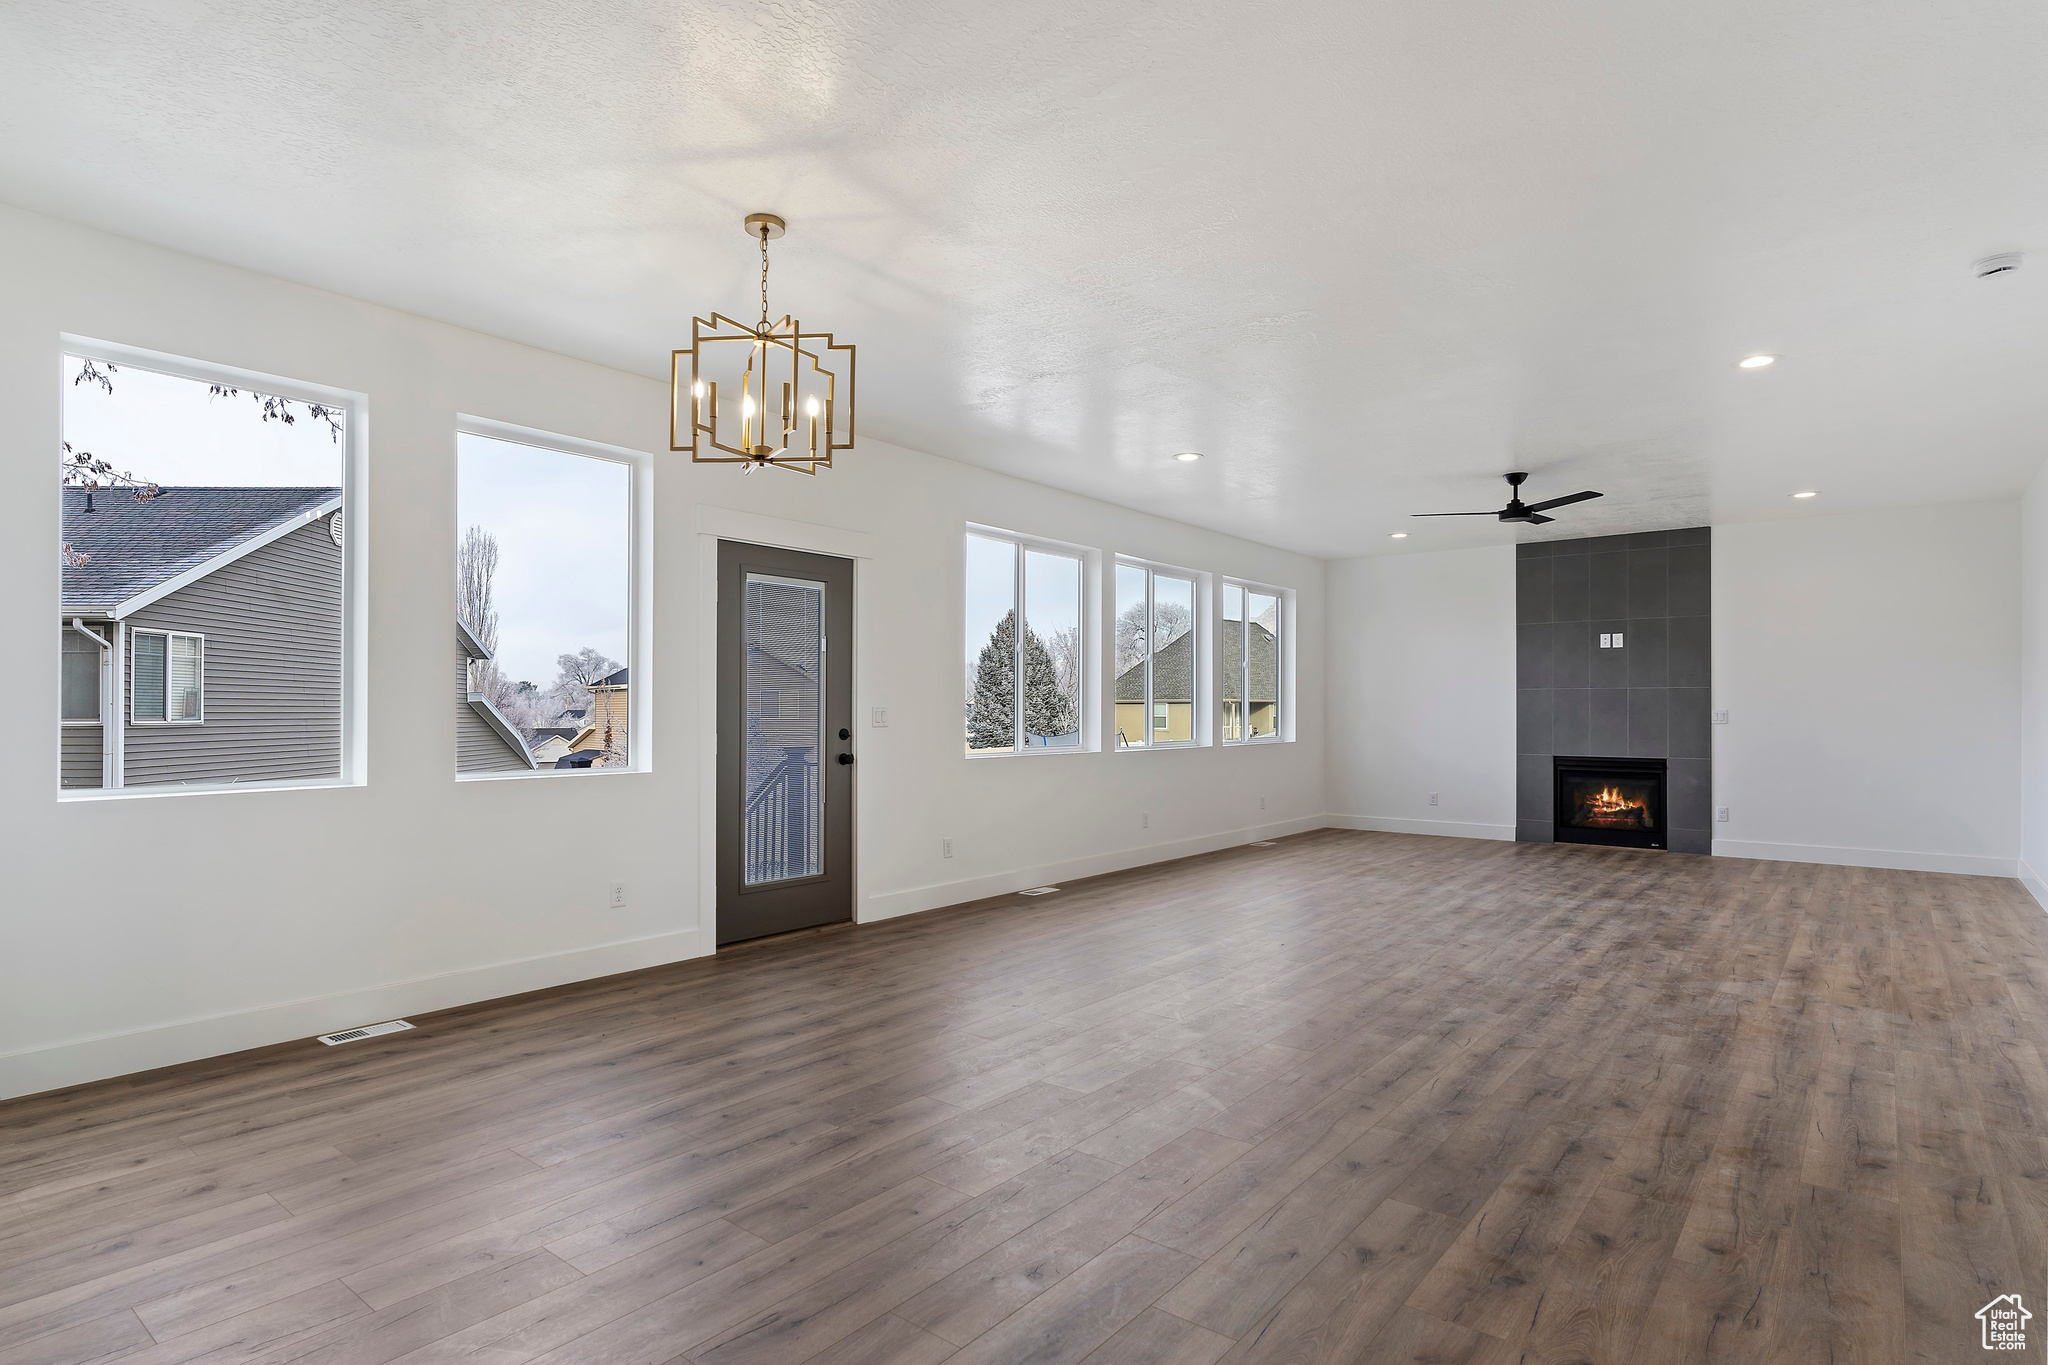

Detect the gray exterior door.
xmin=717 ymin=540 xmax=855 ymax=945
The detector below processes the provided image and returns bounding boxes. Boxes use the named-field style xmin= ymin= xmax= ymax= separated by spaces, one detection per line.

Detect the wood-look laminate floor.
xmin=6 ymin=830 xmax=2047 ymax=1365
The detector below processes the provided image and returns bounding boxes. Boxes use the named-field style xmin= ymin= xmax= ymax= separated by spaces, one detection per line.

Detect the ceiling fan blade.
xmin=1521 ymin=490 xmax=1602 ymax=513
xmin=1526 ymin=513 xmax=1555 ymax=524
xmin=1409 ymin=511 xmax=1501 ymax=517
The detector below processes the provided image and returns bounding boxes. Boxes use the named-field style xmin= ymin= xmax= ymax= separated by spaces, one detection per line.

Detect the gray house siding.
xmin=120 ymin=520 xmax=341 ymax=787
xmin=457 ymin=651 xmax=529 ymax=774
xmin=61 ymin=725 xmax=103 ymax=788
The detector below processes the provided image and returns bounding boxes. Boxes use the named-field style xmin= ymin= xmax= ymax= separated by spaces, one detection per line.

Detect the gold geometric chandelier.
xmin=671 ymin=213 xmax=856 ymax=475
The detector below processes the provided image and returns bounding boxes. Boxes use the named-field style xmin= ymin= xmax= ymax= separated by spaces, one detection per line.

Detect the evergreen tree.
xmin=1023 ymin=624 xmax=1077 ymax=740
xmin=968 ymin=610 xmax=1017 ymax=749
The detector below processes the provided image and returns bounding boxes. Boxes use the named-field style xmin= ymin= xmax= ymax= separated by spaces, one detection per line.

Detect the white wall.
xmin=1713 ymin=501 xmax=2020 ymax=876
xmin=2020 ymin=465 xmax=2048 ymax=905
xmin=0 ymin=203 xmax=1327 ymax=1100
xmin=1325 ymin=546 xmax=1516 ymax=839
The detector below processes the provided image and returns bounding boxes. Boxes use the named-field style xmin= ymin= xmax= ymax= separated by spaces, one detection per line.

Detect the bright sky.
xmin=457 ymin=433 xmax=629 ymax=686
xmin=62 ymin=357 xmax=344 ymax=486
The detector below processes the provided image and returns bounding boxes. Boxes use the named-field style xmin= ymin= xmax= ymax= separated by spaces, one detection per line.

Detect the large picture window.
xmin=964 ymin=529 xmax=1085 ymax=755
xmin=1115 ymin=559 xmax=1202 ymax=748
xmin=59 ymin=346 xmax=354 ymax=793
xmin=1222 ymin=581 xmax=1284 ymax=742
xmin=456 ymin=427 xmax=635 ymax=776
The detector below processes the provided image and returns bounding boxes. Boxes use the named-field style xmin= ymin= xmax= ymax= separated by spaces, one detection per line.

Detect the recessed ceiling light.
xmin=1737 ymin=354 xmax=1778 ymax=369
xmin=1174 ymin=451 xmax=1203 ymax=462
xmin=1389 ymin=532 xmax=1408 ymax=539
xmin=1792 ymin=490 xmax=1817 ymax=498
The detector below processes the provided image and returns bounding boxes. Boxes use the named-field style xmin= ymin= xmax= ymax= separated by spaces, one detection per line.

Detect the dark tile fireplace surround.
xmin=1517 ymin=528 xmax=1711 ymax=855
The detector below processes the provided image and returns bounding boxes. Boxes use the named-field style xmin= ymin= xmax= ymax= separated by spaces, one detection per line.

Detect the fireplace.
xmin=1553 ymin=756 xmax=1667 ymax=850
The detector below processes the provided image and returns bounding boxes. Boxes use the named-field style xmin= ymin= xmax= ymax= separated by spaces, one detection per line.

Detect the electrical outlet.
xmin=1612 ymin=632 xmax=1624 ymax=648
xmin=1716 ymin=807 xmax=1730 ymax=823
xmin=608 ymin=881 xmax=628 ymax=909
xmin=1428 ymin=792 xmax=1439 ymax=807
xmin=1712 ymin=710 xmax=1729 ymax=725
xmin=872 ymin=707 xmax=889 ymax=727
xmin=1141 ymin=812 xmax=1150 ymax=830
xmin=1599 ymin=634 xmax=1611 ymax=649
xmin=942 ymin=837 xmax=953 ymax=859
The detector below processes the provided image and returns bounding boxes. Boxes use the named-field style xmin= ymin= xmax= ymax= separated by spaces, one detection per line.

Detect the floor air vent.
xmin=1018 ymin=886 xmax=1060 ymax=896
xmin=1249 ymin=840 xmax=1278 ymax=847
xmin=316 ymin=1019 xmax=415 ymax=1046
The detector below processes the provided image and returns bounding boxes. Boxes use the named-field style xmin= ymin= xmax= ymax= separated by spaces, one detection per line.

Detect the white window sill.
xmin=456 ymin=764 xmax=648 ymax=782
xmin=59 ymin=775 xmax=360 ymax=802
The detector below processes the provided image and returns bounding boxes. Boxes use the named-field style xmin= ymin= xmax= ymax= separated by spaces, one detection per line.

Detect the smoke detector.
xmin=1974 ymin=253 xmax=2023 ymax=279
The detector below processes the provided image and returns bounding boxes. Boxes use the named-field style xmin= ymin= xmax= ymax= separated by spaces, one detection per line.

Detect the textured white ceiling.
xmin=2 ymin=0 xmax=2044 ymax=557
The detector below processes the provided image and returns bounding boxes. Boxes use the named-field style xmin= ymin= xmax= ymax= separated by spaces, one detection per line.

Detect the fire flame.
xmin=1580 ymin=783 xmax=1650 ymax=828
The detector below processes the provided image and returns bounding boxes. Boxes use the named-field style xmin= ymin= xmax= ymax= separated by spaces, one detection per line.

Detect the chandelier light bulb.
xmin=743 ymin=394 xmax=757 ymax=417
xmin=806 ymin=395 xmax=821 ymax=417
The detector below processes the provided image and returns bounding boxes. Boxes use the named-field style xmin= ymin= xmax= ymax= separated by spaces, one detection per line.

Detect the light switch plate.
xmin=871 ymin=707 xmax=889 ymax=727
xmin=1712 ymin=710 xmax=1729 ymax=724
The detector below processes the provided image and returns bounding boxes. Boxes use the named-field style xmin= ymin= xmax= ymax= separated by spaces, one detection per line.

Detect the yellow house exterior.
xmin=1114 ymin=619 xmax=1276 ymax=745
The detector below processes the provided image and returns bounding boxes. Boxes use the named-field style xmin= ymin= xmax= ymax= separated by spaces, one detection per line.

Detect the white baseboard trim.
xmin=0 ymin=928 xmax=702 ymax=1103
xmin=1325 ymin=814 xmax=1518 ymax=842
xmin=861 ymin=815 xmax=1332 ymax=924
xmin=1712 ymin=839 xmax=2019 ymax=879
xmin=2019 ymin=860 xmax=2048 ymax=911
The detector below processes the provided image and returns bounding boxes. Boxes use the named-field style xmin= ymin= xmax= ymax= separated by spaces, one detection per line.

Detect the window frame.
xmin=963 ymin=524 xmax=1094 ymax=759
xmin=129 ymin=629 xmax=206 ymax=725
xmin=1221 ymin=577 xmax=1290 ymax=746
xmin=60 ymin=625 xmax=105 ymax=724
xmin=1114 ymin=555 xmax=1210 ymax=752
xmin=453 ymin=415 xmax=655 ymax=781
xmin=58 ymin=336 xmax=367 ymax=800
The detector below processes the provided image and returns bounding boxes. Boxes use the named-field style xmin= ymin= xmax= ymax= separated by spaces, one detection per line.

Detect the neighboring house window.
xmin=60 ymin=345 xmax=355 ymax=794
xmin=1115 ymin=559 xmax=1202 ymax=748
xmin=964 ymin=527 xmax=1085 ymax=755
xmin=760 ymin=689 xmax=780 ymax=718
xmin=61 ymin=628 xmax=101 ymax=721
xmin=456 ymin=425 xmax=637 ymax=776
xmin=132 ymin=631 xmax=204 ymax=723
xmin=1221 ymin=581 xmax=1285 ymax=743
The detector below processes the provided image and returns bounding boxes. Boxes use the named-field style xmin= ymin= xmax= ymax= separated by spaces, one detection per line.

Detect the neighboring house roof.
xmin=1115 ymin=620 xmax=1277 ymax=703
xmin=592 ymin=666 xmax=628 ymax=688
xmin=465 ymin=691 xmax=538 ymax=769
xmin=63 ymin=486 xmax=342 ymax=616
xmin=556 ymin=748 xmax=604 ymax=768
xmin=530 ymin=727 xmax=579 ymax=741
xmin=458 ymin=618 xmax=493 ymax=660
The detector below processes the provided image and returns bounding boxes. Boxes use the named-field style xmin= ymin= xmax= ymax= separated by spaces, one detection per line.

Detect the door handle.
xmin=837 ymin=752 xmax=854 ymax=765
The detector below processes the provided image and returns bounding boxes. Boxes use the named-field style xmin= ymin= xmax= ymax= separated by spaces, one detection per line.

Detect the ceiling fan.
xmin=1412 ymin=472 xmax=1603 ymax=525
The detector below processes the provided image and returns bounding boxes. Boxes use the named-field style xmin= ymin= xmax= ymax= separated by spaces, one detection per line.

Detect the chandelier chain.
xmin=759 ymin=227 xmax=771 ymax=330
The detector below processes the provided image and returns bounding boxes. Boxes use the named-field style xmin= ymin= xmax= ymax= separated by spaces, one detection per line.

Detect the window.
xmin=132 ymin=631 xmax=203 ymax=722
xmin=1222 ymin=581 xmax=1284 ymax=742
xmin=456 ymin=425 xmax=637 ymax=776
xmin=60 ymin=344 xmax=356 ymax=793
xmin=964 ymin=528 xmax=1085 ymax=755
xmin=61 ymin=628 xmax=102 ymax=721
xmin=1115 ymin=560 xmax=1201 ymax=748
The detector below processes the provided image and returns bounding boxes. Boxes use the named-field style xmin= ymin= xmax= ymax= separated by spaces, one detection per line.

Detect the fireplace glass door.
xmin=1553 ymin=756 xmax=1666 ymax=849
